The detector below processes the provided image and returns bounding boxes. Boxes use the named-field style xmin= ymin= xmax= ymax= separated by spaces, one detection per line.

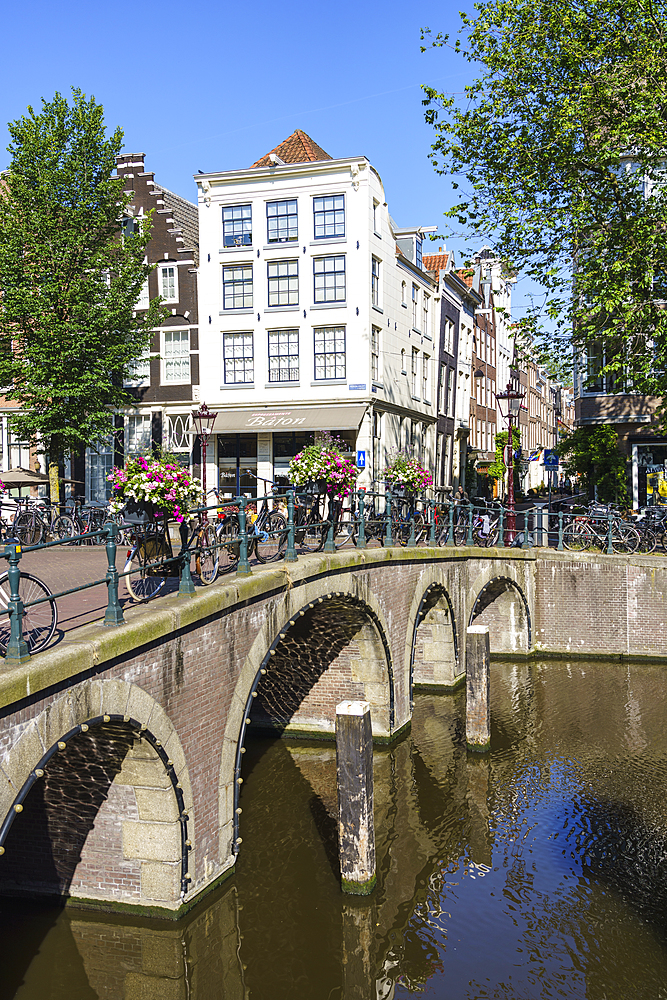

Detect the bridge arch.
xmin=0 ymin=681 xmax=193 ymax=910
xmin=219 ymin=578 xmax=395 ymax=862
xmin=406 ymin=568 xmax=461 ymax=698
xmin=468 ymin=571 xmax=532 ymax=653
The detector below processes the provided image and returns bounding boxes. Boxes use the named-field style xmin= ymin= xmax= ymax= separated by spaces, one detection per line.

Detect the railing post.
xmin=284 ymin=489 xmax=297 ymax=562
xmin=384 ymin=487 xmax=394 ymax=547
xmin=406 ymin=498 xmax=417 ymax=548
xmin=429 ymin=498 xmax=437 ymax=546
xmin=557 ymin=510 xmax=564 ymax=551
xmin=445 ymin=502 xmax=455 ymax=547
xmin=236 ymin=497 xmax=252 ymax=576
xmin=356 ymin=489 xmax=367 ymax=550
xmin=466 ymin=502 xmax=475 ymax=546
xmin=607 ymin=511 xmax=614 ymax=554
xmin=324 ymin=491 xmax=336 ymax=553
xmin=522 ymin=507 xmax=532 ymax=548
xmin=497 ymin=506 xmax=505 ymax=547
xmin=103 ymin=522 xmax=125 ymax=625
xmin=178 ymin=518 xmax=196 ymax=597
xmin=4 ymin=542 xmax=29 ymax=663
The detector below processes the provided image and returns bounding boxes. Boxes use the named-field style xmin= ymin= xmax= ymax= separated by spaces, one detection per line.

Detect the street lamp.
xmin=495 ymin=371 xmax=526 ymax=540
xmin=191 ymin=402 xmax=218 ymax=518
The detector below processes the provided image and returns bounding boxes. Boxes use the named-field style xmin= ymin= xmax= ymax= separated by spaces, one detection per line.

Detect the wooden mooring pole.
xmin=336 ymin=700 xmax=376 ymax=895
xmin=466 ymin=625 xmax=491 ymax=752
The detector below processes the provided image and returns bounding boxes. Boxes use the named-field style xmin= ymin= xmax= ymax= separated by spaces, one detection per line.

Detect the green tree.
xmin=0 ymin=89 xmax=165 ymax=498
xmin=558 ymin=425 xmax=628 ymax=502
xmin=421 ymin=0 xmax=667 ymax=389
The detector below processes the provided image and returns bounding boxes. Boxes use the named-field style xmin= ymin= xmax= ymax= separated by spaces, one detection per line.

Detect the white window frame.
xmin=412 ymin=284 xmax=419 ymax=330
xmin=159 ymin=263 xmax=178 ymax=304
xmin=224 ymin=332 xmax=254 ymax=384
xmin=125 ymin=413 xmax=152 ymax=456
xmin=162 ymin=329 xmax=190 ymax=384
xmin=165 ymin=413 xmax=192 ymax=453
xmin=371 ymin=326 xmax=380 ymax=383
xmin=372 ymin=257 xmax=380 ymax=307
xmin=124 ymin=346 xmax=151 ymax=388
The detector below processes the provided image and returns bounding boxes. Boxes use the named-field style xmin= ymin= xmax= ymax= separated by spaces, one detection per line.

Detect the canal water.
xmin=3 ymin=659 xmax=667 ymax=999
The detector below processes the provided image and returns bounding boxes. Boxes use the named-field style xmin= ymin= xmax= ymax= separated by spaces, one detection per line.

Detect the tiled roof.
xmin=456 ymin=267 xmax=475 ymax=288
xmin=251 ymin=130 xmax=333 ymax=168
xmin=422 ymin=253 xmax=449 ymax=272
xmin=156 ymin=185 xmax=199 ymax=265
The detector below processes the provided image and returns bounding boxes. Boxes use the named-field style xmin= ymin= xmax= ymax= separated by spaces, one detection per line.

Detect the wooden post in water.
xmin=466 ymin=625 xmax=490 ymax=752
xmin=336 ymin=700 xmax=376 ymax=895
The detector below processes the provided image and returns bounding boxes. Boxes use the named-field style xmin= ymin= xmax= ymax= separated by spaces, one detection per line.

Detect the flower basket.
xmin=391 ymin=483 xmax=414 ymax=500
xmin=108 ymin=456 xmax=201 ymax=524
xmin=383 ymin=453 xmax=433 ymax=494
xmin=288 ymin=434 xmax=358 ymax=498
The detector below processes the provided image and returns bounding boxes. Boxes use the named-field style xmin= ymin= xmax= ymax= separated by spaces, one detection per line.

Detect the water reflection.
xmin=4 ymin=660 xmax=667 ymax=998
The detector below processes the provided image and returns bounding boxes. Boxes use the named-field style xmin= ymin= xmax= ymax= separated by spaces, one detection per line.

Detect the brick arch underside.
xmin=411 ymin=583 xmax=459 ymax=691
xmin=250 ymin=595 xmax=392 ymax=739
xmin=0 ymin=685 xmax=193 ymax=909
xmin=469 ymin=577 xmax=531 ymax=653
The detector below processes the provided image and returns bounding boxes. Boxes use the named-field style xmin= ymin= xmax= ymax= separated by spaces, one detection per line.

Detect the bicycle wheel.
xmin=216 ymin=514 xmax=240 ymax=573
xmin=334 ymin=504 xmax=355 ymax=550
xmin=0 ymin=571 xmax=58 ymax=655
xmin=298 ymin=508 xmax=326 ymax=553
xmin=637 ymin=527 xmax=658 ymax=554
xmin=124 ymin=534 xmax=168 ymax=602
xmin=51 ymin=514 xmax=77 ymax=541
xmin=454 ymin=517 xmax=469 ymax=545
xmin=13 ymin=512 xmax=45 ymax=546
xmin=562 ymin=522 xmax=593 ymax=551
xmin=612 ymin=523 xmax=640 ymax=554
xmin=195 ymin=523 xmax=219 ymax=585
xmin=255 ymin=511 xmax=287 ymax=563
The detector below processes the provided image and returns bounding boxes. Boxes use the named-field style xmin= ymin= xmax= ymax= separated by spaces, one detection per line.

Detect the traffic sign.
xmin=543 ymin=449 xmax=559 ymax=470
xmin=356 ymin=450 xmax=366 ymax=469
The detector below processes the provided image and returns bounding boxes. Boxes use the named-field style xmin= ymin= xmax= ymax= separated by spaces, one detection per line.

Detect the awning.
xmin=211 ymin=404 xmax=368 ymax=434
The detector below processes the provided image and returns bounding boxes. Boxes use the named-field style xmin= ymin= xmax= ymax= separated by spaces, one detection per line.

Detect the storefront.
xmin=633 ymin=442 xmax=667 ymax=508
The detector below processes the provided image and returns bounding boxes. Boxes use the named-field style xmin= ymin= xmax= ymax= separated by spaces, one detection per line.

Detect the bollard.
xmin=557 ymin=509 xmax=564 ymax=551
xmin=466 ymin=503 xmax=475 ymax=546
xmin=103 ymin=522 xmax=126 ymax=624
xmin=466 ymin=625 xmax=490 ymax=752
xmin=355 ymin=489 xmax=367 ymax=550
xmin=497 ymin=507 xmax=505 ymax=548
xmin=236 ymin=497 xmax=252 ymax=576
xmin=336 ymin=700 xmax=376 ymax=895
xmin=4 ymin=542 xmax=30 ymax=663
xmin=446 ymin=502 xmax=455 ymax=547
xmin=384 ymin=488 xmax=393 ymax=547
xmin=429 ymin=499 xmax=437 ymax=545
xmin=285 ymin=489 xmax=297 ymax=562
xmin=178 ymin=519 xmax=196 ymax=597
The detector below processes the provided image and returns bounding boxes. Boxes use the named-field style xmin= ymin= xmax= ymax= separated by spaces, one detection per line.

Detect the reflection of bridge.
xmin=1 ymin=545 xmax=666 ymax=914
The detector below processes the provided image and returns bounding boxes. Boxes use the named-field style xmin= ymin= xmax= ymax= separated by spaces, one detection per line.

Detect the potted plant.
xmin=383 ymin=453 xmax=433 ymax=497
xmin=288 ymin=434 xmax=358 ymax=497
xmin=107 ymin=455 xmax=201 ymax=523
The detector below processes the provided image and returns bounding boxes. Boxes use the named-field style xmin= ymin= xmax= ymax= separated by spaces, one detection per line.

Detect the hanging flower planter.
xmin=383 ymin=453 xmax=433 ymax=494
xmin=107 ymin=456 xmax=201 ymax=523
xmin=288 ymin=434 xmax=358 ymax=498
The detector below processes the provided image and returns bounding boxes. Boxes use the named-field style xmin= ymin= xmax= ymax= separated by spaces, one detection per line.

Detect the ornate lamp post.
xmin=495 ymin=372 xmax=526 ymax=540
xmin=191 ymin=402 xmax=218 ymax=518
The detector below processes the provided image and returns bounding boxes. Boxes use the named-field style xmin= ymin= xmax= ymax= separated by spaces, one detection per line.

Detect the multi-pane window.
xmin=314 ymin=326 xmax=346 ymax=380
xmin=423 ymin=294 xmax=429 ymax=337
xmin=126 ymin=414 xmax=152 ymax=456
xmin=371 ymin=326 xmax=380 ymax=382
xmin=447 ymin=368 xmax=454 ymax=415
xmin=160 ymin=265 xmax=177 ymax=302
xmin=371 ymin=258 xmax=380 ymax=307
xmin=439 ymin=363 xmax=446 ymax=412
xmin=412 ymin=284 xmax=419 ymax=329
xmin=223 ymin=265 xmax=253 ymax=309
xmin=411 ymin=348 xmax=419 ymax=396
xmin=267 ymin=200 xmax=297 ymax=243
xmin=268 ymin=329 xmax=299 ymax=382
xmin=313 ymin=195 xmax=345 ymax=239
xmin=223 ymin=332 xmax=254 ymax=384
xmin=124 ymin=348 xmax=151 ymax=387
xmin=222 ymin=204 xmax=252 ymax=247
xmin=166 ymin=414 xmax=190 ymax=452
xmin=422 ymin=354 xmax=430 ymax=401
xmin=268 ymin=260 xmax=299 ymax=307
xmin=415 ymin=237 xmax=423 ymax=271
xmin=163 ymin=330 xmax=190 ymax=383
xmin=314 ymin=256 xmax=345 ymax=303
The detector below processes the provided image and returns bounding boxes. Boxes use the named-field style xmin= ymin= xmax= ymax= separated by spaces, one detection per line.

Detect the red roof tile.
xmin=422 ymin=253 xmax=449 ymax=272
xmin=456 ymin=267 xmax=475 ymax=287
xmin=251 ymin=130 xmax=333 ymax=168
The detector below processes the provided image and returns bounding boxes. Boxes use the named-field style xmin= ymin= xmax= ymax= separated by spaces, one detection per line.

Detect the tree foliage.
xmin=0 ymin=89 xmax=164 ymax=468
xmin=421 ymin=0 xmax=667 ymax=388
xmin=558 ymin=425 xmax=628 ymax=501
xmin=488 ymin=426 xmax=521 ymax=482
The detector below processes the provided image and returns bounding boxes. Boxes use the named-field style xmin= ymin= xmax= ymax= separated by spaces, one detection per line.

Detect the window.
xmin=415 ymin=236 xmax=423 ymax=271
xmin=411 ymin=347 xmax=419 ymax=396
xmin=224 ymin=332 xmax=254 ymax=384
xmin=423 ymin=294 xmax=429 ymax=337
xmin=314 ymin=255 xmax=345 ymax=303
xmin=268 ymin=260 xmax=298 ymax=307
xmin=126 ymin=414 xmax=152 ymax=456
xmin=223 ymin=204 xmax=252 ymax=247
xmin=159 ymin=264 xmax=177 ymax=303
xmin=412 ymin=284 xmax=419 ymax=329
xmin=268 ymin=329 xmax=299 ymax=382
xmin=137 ymin=260 xmax=149 ymax=310
xmin=447 ymin=368 xmax=454 ymax=415
xmin=371 ymin=326 xmax=380 ymax=382
xmin=373 ymin=200 xmax=380 ymax=234
xmin=166 ymin=414 xmax=191 ymax=452
xmin=314 ymin=326 xmax=346 ymax=380
xmin=422 ymin=354 xmax=430 ymax=402
xmin=267 ymin=199 xmax=298 ymax=243
xmin=372 ymin=257 xmax=380 ymax=307
xmin=223 ymin=265 xmax=253 ymax=310
xmin=124 ymin=347 xmax=151 ymax=387
xmin=313 ymin=194 xmax=345 ymax=239
xmin=163 ymin=330 xmax=190 ymax=383
xmin=401 ymin=281 xmax=407 ymax=306
xmin=439 ymin=363 xmax=446 ymax=412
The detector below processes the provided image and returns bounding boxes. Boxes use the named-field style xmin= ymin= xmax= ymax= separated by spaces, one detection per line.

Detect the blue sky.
xmin=0 ymin=0 xmax=543 ymax=320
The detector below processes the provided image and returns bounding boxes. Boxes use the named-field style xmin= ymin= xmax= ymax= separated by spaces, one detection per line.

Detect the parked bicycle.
xmin=0 ymin=566 xmax=58 ymax=655
xmin=562 ymin=504 xmax=640 ymax=553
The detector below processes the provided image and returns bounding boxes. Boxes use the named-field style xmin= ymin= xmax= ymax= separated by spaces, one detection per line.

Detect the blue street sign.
xmin=543 ymin=449 xmax=559 ymax=470
xmin=357 ymin=450 xmax=366 ymax=469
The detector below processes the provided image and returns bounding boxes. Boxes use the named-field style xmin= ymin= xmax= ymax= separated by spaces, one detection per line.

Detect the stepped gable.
xmin=155 ymin=184 xmax=199 ymax=265
xmin=251 ymin=130 xmax=333 ymax=168
xmin=423 ymin=252 xmax=449 ymax=272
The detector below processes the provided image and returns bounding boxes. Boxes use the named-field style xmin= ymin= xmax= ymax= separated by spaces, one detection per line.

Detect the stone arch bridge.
xmin=0 ymin=546 xmax=665 ymax=916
